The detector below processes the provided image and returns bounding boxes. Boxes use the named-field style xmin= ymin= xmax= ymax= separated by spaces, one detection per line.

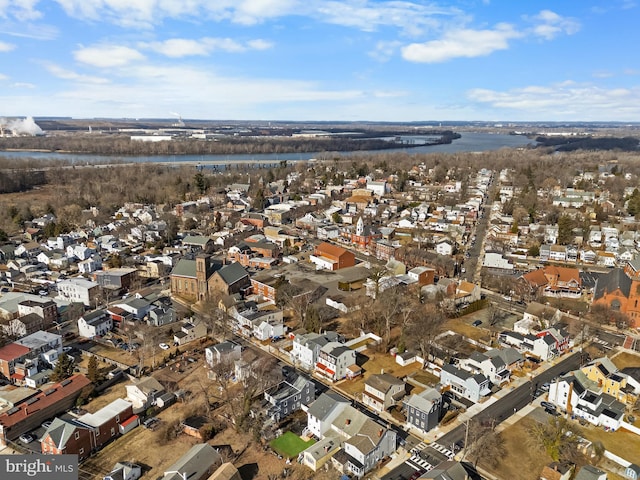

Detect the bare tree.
xmin=404 ymin=303 xmax=446 ymax=362
xmin=528 ymin=416 xmax=583 ymax=463
xmin=464 ymin=418 xmax=506 ymax=468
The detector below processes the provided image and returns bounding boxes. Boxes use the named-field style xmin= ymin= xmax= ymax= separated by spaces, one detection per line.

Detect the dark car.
xmin=472 ymin=320 xmax=483 ymax=327
xmin=540 ymin=401 xmax=555 ymax=410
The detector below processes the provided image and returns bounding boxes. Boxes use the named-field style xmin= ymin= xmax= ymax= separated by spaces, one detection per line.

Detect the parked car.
xmin=159 ymin=343 xmax=169 ymax=350
xmin=540 ymin=401 xmax=555 ymax=410
xmin=541 ymin=383 xmax=550 ymax=391
xmin=19 ymin=433 xmax=36 ymax=444
xmin=472 ymin=320 xmax=483 ymax=327
xmin=41 ymin=421 xmax=52 ymax=430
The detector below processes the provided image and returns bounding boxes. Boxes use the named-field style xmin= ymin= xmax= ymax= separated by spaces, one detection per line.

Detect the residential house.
xmin=17 ymin=299 xmax=57 ymax=330
xmin=264 ymin=373 xmax=315 ymax=422
xmin=498 ymin=327 xmax=570 ymax=362
xmin=93 ymin=268 xmax=137 ymax=292
xmin=315 ymin=342 xmax=356 ymax=382
xmin=439 ymin=364 xmax=491 ymax=403
xmin=403 ymin=387 xmax=442 ymax=434
xmin=362 ymin=373 xmax=405 ymax=413
xmin=78 ymin=309 xmax=113 ymax=339
xmin=125 ymin=376 xmax=166 ymax=410
xmin=458 ymin=350 xmax=511 ymax=385
xmin=78 ymin=255 xmax=103 ymax=274
xmin=540 ymin=462 xmax=574 ymax=480
xmin=310 ymin=242 xmax=356 ymax=271
xmin=103 ymin=462 xmax=142 ymax=480
xmin=421 ymin=461 xmax=470 ymax=480
xmin=435 ymin=239 xmax=454 ymax=256
xmin=342 ymin=418 xmax=397 ymax=477
xmin=173 ymin=319 xmax=207 ymax=346
xmin=15 ymin=330 xmax=63 ymax=367
xmin=548 ymin=372 xmax=626 ymax=431
xmin=205 ymin=341 xmax=242 ymax=368
xmin=581 ymin=357 xmax=639 ymax=406
xmin=57 ymin=278 xmax=100 ymax=307
xmin=291 ymin=331 xmax=343 ymax=371
xmin=306 ymin=392 xmax=351 ymax=439
xmin=521 ymin=266 xmax=582 ymax=299
xmin=68 ymin=398 xmax=135 ymax=450
xmin=0 ymin=343 xmax=32 ymax=383
xmin=1 ymin=313 xmax=43 ymax=338
xmin=41 ymin=417 xmax=94 ymax=460
xmin=161 ymin=443 xmax=222 ymax=480
xmin=574 ymin=465 xmax=608 ymax=480
xmin=113 ymin=296 xmax=152 ymax=320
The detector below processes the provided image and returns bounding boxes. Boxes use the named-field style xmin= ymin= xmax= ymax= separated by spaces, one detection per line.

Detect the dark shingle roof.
xmin=593 ymin=268 xmax=632 ymax=300
xmin=217 ymin=262 xmax=249 ymax=286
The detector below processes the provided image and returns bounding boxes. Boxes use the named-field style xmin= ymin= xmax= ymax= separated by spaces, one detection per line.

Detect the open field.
xmin=443 ymin=317 xmax=491 ymax=343
xmin=338 ymin=348 xmax=422 ymax=396
xmin=611 ymin=351 xmax=640 ymax=370
xmin=270 ymin=431 xmax=315 ymax=459
xmin=580 ymin=423 xmax=640 ymax=462
xmin=481 ymin=417 xmax=553 ymax=480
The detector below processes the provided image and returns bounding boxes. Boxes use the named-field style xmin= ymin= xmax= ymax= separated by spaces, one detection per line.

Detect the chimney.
xmin=378 ymin=429 xmax=383 ymax=437
xmin=346 ymin=419 xmax=351 ymax=425
xmin=381 ymin=368 xmax=384 ymax=375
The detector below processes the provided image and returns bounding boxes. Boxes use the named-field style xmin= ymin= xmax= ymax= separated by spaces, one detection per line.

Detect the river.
xmin=0 ymin=132 xmax=535 ymax=165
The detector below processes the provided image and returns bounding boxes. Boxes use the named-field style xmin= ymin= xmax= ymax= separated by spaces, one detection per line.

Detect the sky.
xmin=0 ymin=0 xmax=639 ymax=122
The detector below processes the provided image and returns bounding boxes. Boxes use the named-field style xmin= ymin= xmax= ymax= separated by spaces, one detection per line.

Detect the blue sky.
xmin=0 ymin=0 xmax=639 ymax=122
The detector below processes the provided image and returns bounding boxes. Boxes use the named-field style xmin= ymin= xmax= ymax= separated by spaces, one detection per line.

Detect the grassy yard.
xmin=481 ymin=417 xmax=553 ymax=480
xmin=338 ymin=349 xmax=422 ymax=396
xmin=444 ymin=317 xmax=491 ymax=343
xmin=411 ymin=371 xmax=439 ymax=387
xmin=611 ymin=351 xmax=640 ymax=370
xmin=580 ymin=423 xmax=640 ymax=461
xmin=270 ymin=432 xmax=315 ymax=459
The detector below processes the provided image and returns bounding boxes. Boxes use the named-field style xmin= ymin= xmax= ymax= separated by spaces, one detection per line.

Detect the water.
xmin=0 ymin=132 xmax=535 ymax=165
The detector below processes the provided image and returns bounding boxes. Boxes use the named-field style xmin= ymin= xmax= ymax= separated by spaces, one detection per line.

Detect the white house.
xmin=78 ymin=309 xmax=113 ymax=338
xmin=435 ymin=239 xmax=454 ymax=256
xmin=439 ymin=364 xmax=491 ymax=403
xmin=315 ymin=342 xmax=356 ymax=382
xmin=57 ymin=278 xmax=100 ymax=307
xmin=291 ymin=331 xmax=342 ymax=371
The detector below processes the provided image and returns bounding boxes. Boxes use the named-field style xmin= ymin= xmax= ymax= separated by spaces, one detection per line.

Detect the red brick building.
xmin=593 ymin=259 xmax=640 ymax=328
xmin=0 ymin=375 xmax=92 ymax=446
xmin=310 ymin=243 xmax=356 ymax=271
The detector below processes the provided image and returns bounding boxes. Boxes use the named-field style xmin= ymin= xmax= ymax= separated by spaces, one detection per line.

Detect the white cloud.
xmin=402 ymin=23 xmax=521 ymax=63
xmin=51 ymin=0 xmax=460 ymax=34
xmin=10 ymin=81 xmax=35 ymax=88
xmin=467 ymin=82 xmax=640 ymax=119
xmin=314 ymin=1 xmax=460 ymax=35
xmin=529 ymin=10 xmax=580 ymax=40
xmin=43 ymin=62 xmax=109 ymax=84
xmin=368 ymin=40 xmax=402 ymax=62
xmin=0 ymin=40 xmax=16 ymax=51
xmin=74 ymin=45 xmax=145 ymax=68
xmin=139 ymin=37 xmax=273 ymax=57
xmin=0 ymin=0 xmax=42 ymax=21
xmin=0 ymin=73 xmax=8 ymax=80
xmin=32 ymin=62 xmax=365 ymax=119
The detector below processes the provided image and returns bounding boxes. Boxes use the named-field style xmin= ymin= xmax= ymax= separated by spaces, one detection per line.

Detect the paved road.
xmin=436 ymin=351 xmax=583 ymax=448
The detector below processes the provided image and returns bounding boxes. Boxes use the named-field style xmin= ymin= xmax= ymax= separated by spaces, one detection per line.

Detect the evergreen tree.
xmin=87 ymin=355 xmax=99 ymax=383
xmin=50 ymin=353 xmax=74 ymax=382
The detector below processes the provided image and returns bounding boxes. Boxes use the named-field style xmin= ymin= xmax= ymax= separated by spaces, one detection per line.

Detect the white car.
xmin=159 ymin=343 xmax=170 ymax=350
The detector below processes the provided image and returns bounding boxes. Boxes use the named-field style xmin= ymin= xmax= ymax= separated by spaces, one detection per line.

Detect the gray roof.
xmin=485 ymin=347 xmax=523 ymax=366
xmin=404 ymin=387 xmax=441 ymax=413
xmin=307 ymin=392 xmax=350 ymax=421
xmin=365 ymin=373 xmax=404 ymax=393
xmin=44 ymin=417 xmax=87 ymax=450
xmin=574 ymin=465 xmax=607 ymax=480
xmin=171 ymin=259 xmax=197 ymax=278
xmin=421 ymin=460 xmax=469 ymax=480
xmin=182 ymin=235 xmax=212 ymax=246
xmin=593 ymin=267 xmax=632 ymax=300
xmin=162 ymin=443 xmax=222 ymax=480
xmin=77 ymin=398 xmax=132 ymax=428
xmin=216 ymin=262 xmax=249 ymax=286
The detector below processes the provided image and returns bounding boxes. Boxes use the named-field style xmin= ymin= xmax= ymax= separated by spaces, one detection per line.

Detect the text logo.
xmin=1 ymin=455 xmax=77 ymax=480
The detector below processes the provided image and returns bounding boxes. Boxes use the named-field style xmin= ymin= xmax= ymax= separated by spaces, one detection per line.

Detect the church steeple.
xmin=356 ymin=216 xmax=364 ymax=236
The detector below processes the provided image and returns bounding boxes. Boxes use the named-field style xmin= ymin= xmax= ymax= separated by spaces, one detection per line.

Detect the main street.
xmin=436 ymin=350 xmax=583 ymax=449
xmin=381 ymin=351 xmax=584 ymax=480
